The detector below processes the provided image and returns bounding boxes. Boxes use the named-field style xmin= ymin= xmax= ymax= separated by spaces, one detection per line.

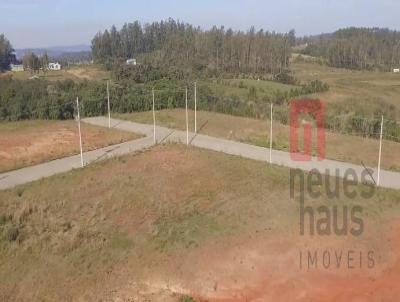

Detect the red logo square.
xmin=290 ymin=99 xmax=326 ymax=161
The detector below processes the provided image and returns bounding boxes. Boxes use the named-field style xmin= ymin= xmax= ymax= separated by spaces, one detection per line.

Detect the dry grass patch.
xmin=66 ymin=65 xmax=111 ymax=81
xmin=7 ymin=65 xmax=110 ymax=82
xmin=0 ymin=144 xmax=399 ymax=301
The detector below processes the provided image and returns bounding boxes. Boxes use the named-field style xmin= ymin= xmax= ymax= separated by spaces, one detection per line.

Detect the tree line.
xmin=22 ymin=52 xmax=50 ymax=74
xmin=91 ymin=19 xmax=295 ymax=76
xmin=0 ymin=76 xmax=326 ymax=120
xmin=300 ymin=27 xmax=400 ymax=70
xmin=0 ymin=74 xmax=398 ymax=142
xmin=0 ymin=34 xmax=14 ymax=72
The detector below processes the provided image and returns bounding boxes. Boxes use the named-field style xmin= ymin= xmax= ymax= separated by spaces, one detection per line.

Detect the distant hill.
xmin=54 ymin=51 xmax=92 ymax=64
xmin=15 ymin=44 xmax=91 ymax=59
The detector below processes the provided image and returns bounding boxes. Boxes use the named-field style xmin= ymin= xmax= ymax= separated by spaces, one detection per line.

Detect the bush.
xmin=274 ymin=70 xmax=298 ymax=85
xmin=238 ymin=81 xmax=246 ymax=88
xmin=4 ymin=226 xmax=19 ymax=242
xmin=0 ymin=214 xmax=9 ymax=226
xmin=179 ymin=296 xmax=197 ymax=302
xmin=248 ymin=86 xmax=257 ymax=101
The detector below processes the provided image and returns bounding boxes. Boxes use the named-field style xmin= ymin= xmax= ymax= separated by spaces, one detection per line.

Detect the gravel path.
xmin=0 ymin=116 xmax=398 ymax=190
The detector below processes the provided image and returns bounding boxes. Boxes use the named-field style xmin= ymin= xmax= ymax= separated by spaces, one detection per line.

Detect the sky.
xmin=2 ymin=0 xmax=400 ymax=48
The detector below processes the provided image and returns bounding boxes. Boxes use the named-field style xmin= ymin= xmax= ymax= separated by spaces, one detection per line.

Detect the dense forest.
xmin=300 ymin=27 xmax=400 ymax=70
xmin=91 ymin=19 xmax=295 ymax=76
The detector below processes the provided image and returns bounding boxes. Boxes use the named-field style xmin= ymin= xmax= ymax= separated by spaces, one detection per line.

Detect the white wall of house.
xmin=126 ymin=58 xmax=137 ymax=66
xmin=11 ymin=64 xmax=24 ymax=72
xmin=48 ymin=63 xmax=61 ymax=71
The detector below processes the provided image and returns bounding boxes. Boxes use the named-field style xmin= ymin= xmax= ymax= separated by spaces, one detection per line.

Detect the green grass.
xmin=200 ymin=78 xmax=299 ymax=100
xmin=180 ymin=296 xmax=197 ymax=302
xmin=0 ymin=119 xmax=53 ymax=132
xmin=291 ymin=61 xmax=400 ymax=118
xmin=153 ymin=210 xmax=221 ymax=250
xmin=108 ymin=231 xmax=134 ymax=251
xmin=228 ymin=78 xmax=298 ymax=91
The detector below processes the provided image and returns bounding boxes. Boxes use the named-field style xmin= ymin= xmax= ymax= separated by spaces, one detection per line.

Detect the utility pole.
xmin=185 ymin=87 xmax=189 ymax=145
xmin=377 ymin=115 xmax=384 ymax=186
xmin=76 ymin=97 xmax=84 ymax=167
xmin=107 ymin=80 xmax=111 ymax=128
xmin=194 ymin=82 xmax=197 ymax=133
xmin=269 ymin=103 xmax=273 ymax=164
xmin=152 ymin=88 xmax=156 ymax=144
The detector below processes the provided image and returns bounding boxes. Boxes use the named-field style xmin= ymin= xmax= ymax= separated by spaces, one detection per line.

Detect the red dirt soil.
xmin=77 ymin=147 xmax=400 ymax=302
xmin=100 ymin=222 xmax=399 ymax=301
xmin=0 ymin=120 xmax=139 ymax=172
xmin=173 ymin=222 xmax=400 ymax=301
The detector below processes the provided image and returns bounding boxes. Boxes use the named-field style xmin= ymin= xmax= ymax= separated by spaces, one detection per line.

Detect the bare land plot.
xmin=6 ymin=65 xmax=110 ymax=82
xmin=0 ymin=120 xmax=141 ymax=172
xmin=114 ymin=109 xmax=400 ymax=171
xmin=0 ymin=144 xmax=399 ymax=301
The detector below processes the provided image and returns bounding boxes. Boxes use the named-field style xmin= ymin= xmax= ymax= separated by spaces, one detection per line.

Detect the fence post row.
xmin=107 ymin=80 xmax=111 ymax=128
xmin=152 ymin=88 xmax=156 ymax=144
xmin=76 ymin=97 xmax=84 ymax=168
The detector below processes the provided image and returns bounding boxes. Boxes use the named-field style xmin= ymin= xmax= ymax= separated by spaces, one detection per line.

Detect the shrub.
xmin=179 ymin=296 xmax=197 ymax=302
xmin=0 ymin=214 xmax=9 ymax=226
xmin=4 ymin=226 xmax=19 ymax=242
xmin=274 ymin=70 xmax=298 ymax=85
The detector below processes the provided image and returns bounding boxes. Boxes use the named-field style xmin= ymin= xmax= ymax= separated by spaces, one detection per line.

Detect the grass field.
xmin=200 ymin=78 xmax=298 ymax=100
xmin=114 ymin=109 xmax=400 ymax=171
xmin=7 ymin=64 xmax=110 ymax=82
xmin=0 ymin=144 xmax=399 ymax=301
xmin=291 ymin=61 xmax=400 ymax=118
xmin=0 ymin=120 xmax=141 ymax=172
xmin=66 ymin=65 xmax=111 ymax=81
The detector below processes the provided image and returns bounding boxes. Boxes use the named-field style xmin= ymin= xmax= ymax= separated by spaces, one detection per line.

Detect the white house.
xmin=48 ymin=62 xmax=61 ymax=71
xmin=393 ymin=68 xmax=400 ymax=73
xmin=11 ymin=64 xmax=24 ymax=72
xmin=126 ymin=58 xmax=137 ymax=66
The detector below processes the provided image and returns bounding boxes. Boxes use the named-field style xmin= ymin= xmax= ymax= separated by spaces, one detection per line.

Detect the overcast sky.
xmin=2 ymin=0 xmax=400 ymax=48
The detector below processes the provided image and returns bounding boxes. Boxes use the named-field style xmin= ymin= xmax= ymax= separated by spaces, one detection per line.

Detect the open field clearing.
xmin=114 ymin=109 xmax=400 ymax=171
xmin=201 ymin=78 xmax=298 ymax=100
xmin=8 ymin=70 xmax=79 ymax=81
xmin=0 ymin=144 xmax=399 ymax=301
xmin=65 ymin=65 xmax=111 ymax=81
xmin=292 ymin=61 xmax=400 ymax=115
xmin=0 ymin=120 xmax=140 ymax=172
xmin=7 ymin=65 xmax=110 ymax=82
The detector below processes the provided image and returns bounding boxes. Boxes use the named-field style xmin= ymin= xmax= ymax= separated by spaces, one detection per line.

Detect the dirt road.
xmin=0 ymin=116 xmax=399 ymax=190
